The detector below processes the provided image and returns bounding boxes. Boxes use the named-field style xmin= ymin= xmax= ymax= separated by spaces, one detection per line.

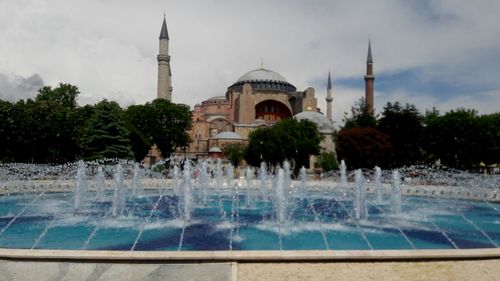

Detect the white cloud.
xmin=0 ymin=0 xmax=498 ymax=115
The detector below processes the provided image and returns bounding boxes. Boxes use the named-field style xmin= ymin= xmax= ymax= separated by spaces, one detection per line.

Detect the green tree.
xmin=274 ymin=118 xmax=322 ymax=173
xmin=222 ymin=143 xmax=246 ymax=167
xmin=244 ymin=118 xmax=322 ymax=173
xmin=423 ymin=108 xmax=499 ymax=169
xmin=124 ymin=104 xmax=154 ymax=161
xmin=336 ymin=127 xmax=393 ymax=169
xmin=10 ymin=83 xmax=82 ymax=163
xmin=317 ymin=151 xmax=339 ymax=172
xmin=0 ymin=100 xmax=14 ymax=161
xmin=80 ymin=100 xmax=133 ymax=160
xmin=36 ymin=83 xmax=79 ymax=109
xmin=378 ymin=102 xmax=424 ymax=167
xmin=475 ymin=113 xmax=500 ymax=165
xmin=125 ymin=99 xmax=192 ymax=161
xmin=245 ymin=127 xmax=285 ymax=167
xmin=342 ymin=97 xmax=377 ymax=129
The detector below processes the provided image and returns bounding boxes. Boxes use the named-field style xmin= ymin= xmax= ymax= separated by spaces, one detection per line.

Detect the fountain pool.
xmin=0 ymin=160 xmax=498 ymax=251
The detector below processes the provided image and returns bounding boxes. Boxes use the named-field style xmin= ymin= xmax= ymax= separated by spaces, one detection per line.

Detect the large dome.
xmin=228 ymin=68 xmax=296 ymax=92
xmin=237 ymin=68 xmax=289 ymax=83
xmin=294 ymin=111 xmax=334 ymax=134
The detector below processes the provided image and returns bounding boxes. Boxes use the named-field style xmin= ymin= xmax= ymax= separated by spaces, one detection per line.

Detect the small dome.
xmin=209 ymin=146 xmax=222 ymax=153
xmin=294 ymin=111 xmax=334 ymax=134
xmin=228 ymin=68 xmax=296 ymax=93
xmin=214 ymin=131 xmax=242 ymax=140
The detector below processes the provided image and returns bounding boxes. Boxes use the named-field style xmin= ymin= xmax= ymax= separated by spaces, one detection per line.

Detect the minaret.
xmin=364 ymin=40 xmax=375 ymax=114
xmin=157 ymin=16 xmax=172 ymax=101
xmin=326 ymin=72 xmax=333 ymax=121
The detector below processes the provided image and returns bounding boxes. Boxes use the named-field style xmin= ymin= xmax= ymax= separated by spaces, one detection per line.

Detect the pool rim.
xmin=0 ymin=248 xmax=498 ymax=262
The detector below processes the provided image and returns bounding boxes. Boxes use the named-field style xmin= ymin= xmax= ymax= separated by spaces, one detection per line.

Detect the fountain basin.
xmin=0 ymin=185 xmax=498 ymax=251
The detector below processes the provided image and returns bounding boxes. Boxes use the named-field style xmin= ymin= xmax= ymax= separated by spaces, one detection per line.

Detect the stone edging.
xmin=0 ymin=248 xmax=498 ymax=262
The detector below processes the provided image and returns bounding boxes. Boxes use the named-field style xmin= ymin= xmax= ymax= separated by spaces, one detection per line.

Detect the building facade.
xmin=149 ymin=16 xmax=375 ymax=168
xmin=187 ymin=67 xmax=320 ymax=160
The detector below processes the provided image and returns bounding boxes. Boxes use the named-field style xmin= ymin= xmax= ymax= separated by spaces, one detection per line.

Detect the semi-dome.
xmin=294 ymin=111 xmax=334 ymax=134
xmin=228 ymin=68 xmax=296 ymax=92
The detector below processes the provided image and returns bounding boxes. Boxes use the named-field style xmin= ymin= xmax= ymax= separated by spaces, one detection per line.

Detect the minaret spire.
xmin=159 ymin=15 xmax=169 ymax=40
xmin=367 ymin=39 xmax=373 ymax=64
xmin=326 ymin=71 xmax=333 ymax=121
xmin=157 ymin=15 xmax=172 ymax=100
xmin=364 ymin=40 xmax=375 ymax=114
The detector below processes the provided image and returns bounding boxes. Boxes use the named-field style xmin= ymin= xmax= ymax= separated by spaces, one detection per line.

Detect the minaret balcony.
xmin=157 ymin=54 xmax=170 ymax=62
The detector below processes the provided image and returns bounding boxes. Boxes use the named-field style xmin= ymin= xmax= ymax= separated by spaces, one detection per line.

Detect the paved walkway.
xmin=238 ymin=260 xmax=500 ymax=281
xmin=0 ymin=261 xmax=234 ymax=281
xmin=1 ymin=259 xmax=499 ymax=281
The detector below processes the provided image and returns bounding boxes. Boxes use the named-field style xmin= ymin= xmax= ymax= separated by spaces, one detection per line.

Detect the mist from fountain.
xmin=74 ymin=160 xmax=87 ymax=212
xmin=181 ymin=160 xmax=193 ymax=222
xmin=298 ymin=166 xmax=307 ymax=200
xmin=258 ymin=162 xmax=267 ymax=200
xmin=95 ymin=166 xmax=105 ymax=202
xmin=245 ymin=167 xmax=253 ymax=208
xmin=392 ymin=170 xmax=402 ymax=214
xmin=354 ymin=169 xmax=368 ymax=221
xmin=374 ymin=166 xmax=383 ymax=204
xmin=131 ymin=163 xmax=143 ymax=196
xmin=275 ymin=168 xmax=288 ymax=225
xmin=199 ymin=161 xmax=209 ymax=207
xmin=111 ymin=163 xmax=125 ymax=217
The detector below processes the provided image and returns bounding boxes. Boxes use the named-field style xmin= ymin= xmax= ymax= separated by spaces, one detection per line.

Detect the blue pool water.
xmin=0 ymin=191 xmax=498 ymax=251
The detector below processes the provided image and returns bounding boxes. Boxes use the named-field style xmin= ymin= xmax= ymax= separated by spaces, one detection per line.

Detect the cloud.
xmin=0 ymin=0 xmax=498 ymax=115
xmin=0 ymin=73 xmax=43 ymax=101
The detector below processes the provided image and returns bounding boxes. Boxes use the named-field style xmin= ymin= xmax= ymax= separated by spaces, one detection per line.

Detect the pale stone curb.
xmin=0 ymin=248 xmax=499 ymax=262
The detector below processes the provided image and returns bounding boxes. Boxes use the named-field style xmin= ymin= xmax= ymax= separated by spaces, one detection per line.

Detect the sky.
xmin=0 ymin=0 xmax=499 ymax=126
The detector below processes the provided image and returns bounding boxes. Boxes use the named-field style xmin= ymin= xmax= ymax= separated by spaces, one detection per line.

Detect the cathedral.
xmin=153 ymin=16 xmax=375 ymax=167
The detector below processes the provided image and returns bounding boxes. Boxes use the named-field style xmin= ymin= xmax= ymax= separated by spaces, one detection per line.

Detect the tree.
xmin=475 ymin=113 xmax=500 ymax=165
xmin=36 ymin=83 xmax=79 ymax=109
xmin=336 ymin=127 xmax=393 ymax=169
xmin=423 ymin=108 xmax=498 ymax=169
xmin=222 ymin=143 xmax=246 ymax=167
xmin=274 ymin=118 xmax=323 ymax=173
xmin=0 ymin=100 xmax=14 ymax=161
xmin=342 ymin=97 xmax=377 ymax=129
xmin=124 ymin=104 xmax=154 ymax=161
xmin=125 ymin=99 xmax=192 ymax=161
xmin=317 ymin=151 xmax=339 ymax=172
xmin=245 ymin=127 xmax=285 ymax=168
xmin=244 ymin=118 xmax=322 ymax=174
xmin=80 ymin=100 xmax=133 ymax=160
xmin=378 ymin=102 xmax=424 ymax=167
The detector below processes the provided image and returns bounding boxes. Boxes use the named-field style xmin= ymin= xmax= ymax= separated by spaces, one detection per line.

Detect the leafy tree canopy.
xmin=222 ymin=143 xmax=246 ymax=167
xmin=342 ymin=97 xmax=377 ymax=129
xmin=336 ymin=127 xmax=393 ymax=169
xmin=317 ymin=151 xmax=339 ymax=172
xmin=80 ymin=100 xmax=133 ymax=160
xmin=423 ymin=108 xmax=499 ymax=168
xmin=245 ymin=118 xmax=322 ymax=173
xmin=36 ymin=83 xmax=79 ymax=109
xmin=125 ymin=99 xmax=192 ymax=161
xmin=378 ymin=102 xmax=424 ymax=167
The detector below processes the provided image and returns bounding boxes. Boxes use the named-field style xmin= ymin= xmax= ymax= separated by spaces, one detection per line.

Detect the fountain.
xmin=0 ymin=159 xmax=498 ymax=251
xmin=111 ymin=163 xmax=126 ymax=217
xmin=354 ymin=169 xmax=368 ymax=221
xmin=374 ymin=166 xmax=383 ymax=204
